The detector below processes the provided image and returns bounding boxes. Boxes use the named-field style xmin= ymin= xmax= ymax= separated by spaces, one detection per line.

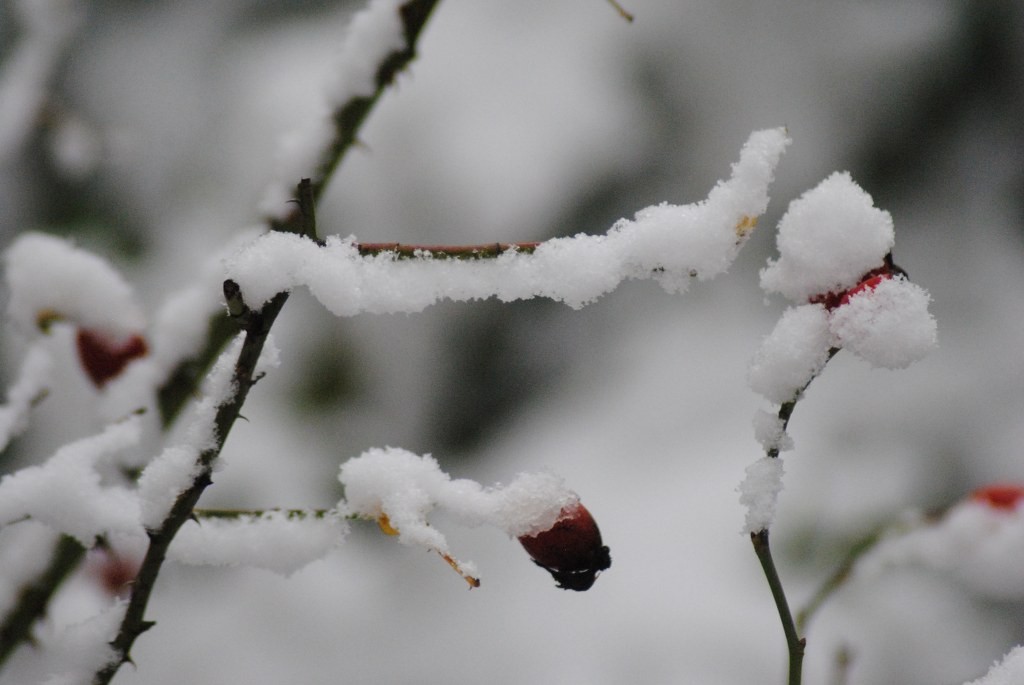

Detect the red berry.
xmin=809 ymin=263 xmax=900 ymax=311
xmin=518 ymin=502 xmax=611 ymax=591
xmin=970 ymin=484 xmax=1024 ymax=511
xmin=87 ymin=548 xmax=139 ymax=598
xmin=838 ymin=273 xmax=892 ymax=307
xmin=76 ymin=328 xmax=148 ymax=387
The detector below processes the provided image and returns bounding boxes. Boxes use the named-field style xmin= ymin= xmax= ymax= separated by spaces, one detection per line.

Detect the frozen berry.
xmin=970 ymin=484 xmax=1024 ymax=511
xmin=76 ymin=328 xmax=148 ymax=387
xmin=518 ymin=502 xmax=611 ymax=591
xmin=838 ymin=273 xmax=892 ymax=307
xmin=809 ymin=259 xmax=904 ymax=311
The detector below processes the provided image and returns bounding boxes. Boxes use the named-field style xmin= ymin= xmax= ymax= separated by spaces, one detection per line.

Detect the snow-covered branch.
xmin=228 ymin=128 xmax=790 ymax=315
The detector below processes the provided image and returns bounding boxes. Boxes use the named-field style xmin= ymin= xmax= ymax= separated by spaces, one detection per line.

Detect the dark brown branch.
xmin=93 ymin=180 xmax=313 ymax=684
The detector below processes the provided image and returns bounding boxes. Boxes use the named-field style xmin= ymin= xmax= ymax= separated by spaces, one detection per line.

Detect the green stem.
xmin=752 ymin=530 xmax=804 ymax=685
xmin=751 ymin=346 xmax=839 ymax=685
xmin=796 ymin=526 xmax=884 ymax=633
xmin=0 ymin=535 xmax=85 ymax=666
xmin=305 ymin=0 xmax=441 ymax=208
xmin=193 ymin=508 xmax=342 ymax=521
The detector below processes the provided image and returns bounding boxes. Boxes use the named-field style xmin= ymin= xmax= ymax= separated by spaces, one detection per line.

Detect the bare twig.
xmin=751 ymin=529 xmax=804 ymax=685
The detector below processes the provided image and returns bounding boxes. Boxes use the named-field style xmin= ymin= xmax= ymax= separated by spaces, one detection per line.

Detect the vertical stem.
xmin=751 ymin=530 xmax=805 ymax=685
xmin=751 ymin=347 xmax=838 ymax=684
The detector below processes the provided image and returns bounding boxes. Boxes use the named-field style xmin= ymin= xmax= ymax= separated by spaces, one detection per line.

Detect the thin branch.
xmin=752 ymin=530 xmax=804 ymax=685
xmin=294 ymin=0 xmax=441 ymax=212
xmin=750 ymin=346 xmax=839 ymax=685
xmin=795 ymin=527 xmax=884 ymax=633
xmin=2 ymin=1 xmax=444 ymax=672
xmin=93 ymin=180 xmax=316 ymax=684
xmin=605 ymin=0 xmax=635 ymax=22
xmin=355 ymin=241 xmax=540 ymax=260
xmin=158 ymin=0 xmax=441 ymax=426
xmin=193 ymin=507 xmax=340 ymax=521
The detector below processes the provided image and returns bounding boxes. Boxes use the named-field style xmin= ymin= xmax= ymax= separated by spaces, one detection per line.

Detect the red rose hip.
xmin=970 ymin=483 xmax=1024 ymax=511
xmin=518 ymin=502 xmax=611 ymax=591
xmin=76 ymin=328 xmax=149 ymax=388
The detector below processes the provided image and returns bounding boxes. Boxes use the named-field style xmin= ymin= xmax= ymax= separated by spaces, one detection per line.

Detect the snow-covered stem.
xmin=766 ymin=347 xmax=838 ymax=460
xmin=751 ymin=530 xmax=804 ymax=685
xmin=155 ymin=0 xmax=440 ymax=427
xmin=355 ymin=241 xmax=541 ymax=260
xmin=193 ymin=508 xmax=339 ymax=521
xmin=295 ymin=0 xmax=440 ymax=212
xmin=97 ymin=303 xmax=285 ymax=683
xmin=93 ymin=182 xmax=316 ymax=685
xmin=0 ymin=534 xmax=84 ymax=666
xmin=750 ymin=349 xmax=838 ymax=685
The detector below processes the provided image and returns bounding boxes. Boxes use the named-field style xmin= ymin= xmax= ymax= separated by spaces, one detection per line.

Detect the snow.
xmin=169 ymin=510 xmax=348 ymax=576
xmin=737 ymin=456 xmax=786 ymax=534
xmin=857 ymin=500 xmax=1024 ymax=601
xmin=339 ymin=447 xmax=577 ymax=562
xmin=760 ymin=171 xmax=894 ymax=303
xmin=0 ymin=417 xmax=143 ymax=545
xmin=136 ymin=445 xmax=202 ymax=532
xmin=828 ymin=276 xmax=937 ymax=369
xmin=3 ymin=232 xmax=145 ymax=336
xmin=149 ymin=229 xmax=261 ymax=377
xmin=0 ymin=522 xmax=66 ymax=619
xmin=747 ymin=303 xmax=833 ymax=404
xmin=752 ymin=409 xmax=793 ymax=454
xmin=233 ymin=128 xmax=790 ymax=314
xmin=0 ymin=342 xmax=52 ymax=452
xmin=0 ymin=0 xmax=1010 ymax=681
xmin=963 ymin=646 xmax=1024 ymax=685
xmin=0 ymin=0 xmax=84 ymax=164
xmin=1 ymin=598 xmax=125 ymax=685
xmin=326 ymin=0 xmax=406 ymax=103
xmin=262 ymin=0 xmax=407 ymax=216
xmin=136 ymin=335 xmax=245 ymax=530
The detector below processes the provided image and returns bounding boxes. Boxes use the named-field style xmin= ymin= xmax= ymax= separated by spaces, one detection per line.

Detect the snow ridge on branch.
xmin=228 ymin=128 xmax=791 ymax=314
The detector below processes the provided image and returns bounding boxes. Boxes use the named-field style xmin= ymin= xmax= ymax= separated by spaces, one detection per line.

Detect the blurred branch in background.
xmin=0 ymin=0 xmax=442 ymax=670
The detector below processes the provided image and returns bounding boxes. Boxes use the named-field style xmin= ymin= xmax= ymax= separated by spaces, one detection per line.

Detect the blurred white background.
xmin=1 ymin=1 xmax=1023 ymax=683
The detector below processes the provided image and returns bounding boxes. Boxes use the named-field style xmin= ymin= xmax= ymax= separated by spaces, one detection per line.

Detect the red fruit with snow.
xmin=518 ymin=502 xmax=611 ymax=591
xmin=970 ymin=484 xmax=1024 ymax=511
xmin=76 ymin=328 xmax=148 ymax=387
xmin=809 ymin=266 xmax=896 ymax=311
xmin=838 ymin=273 xmax=892 ymax=307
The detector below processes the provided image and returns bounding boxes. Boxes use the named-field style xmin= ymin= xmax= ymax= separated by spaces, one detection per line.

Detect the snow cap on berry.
xmin=828 ymin=276 xmax=936 ymax=369
xmin=518 ymin=502 xmax=611 ymax=591
xmin=4 ymin=232 xmax=144 ymax=335
xmin=760 ymin=172 xmax=894 ymax=303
